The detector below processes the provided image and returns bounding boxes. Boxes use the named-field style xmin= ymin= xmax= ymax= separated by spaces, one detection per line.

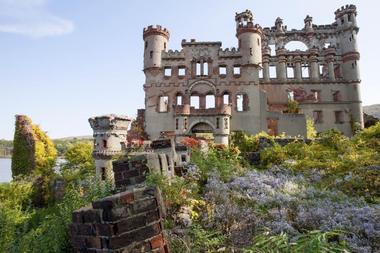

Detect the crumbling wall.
xmin=70 ymin=186 xmax=169 ymax=252
xmin=70 ymin=152 xmax=172 ymax=252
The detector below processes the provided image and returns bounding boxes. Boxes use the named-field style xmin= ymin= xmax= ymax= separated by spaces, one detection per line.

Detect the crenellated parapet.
xmin=218 ymin=47 xmax=241 ymax=58
xmin=143 ymin=25 xmax=170 ymax=40
xmin=162 ymin=49 xmax=185 ymax=60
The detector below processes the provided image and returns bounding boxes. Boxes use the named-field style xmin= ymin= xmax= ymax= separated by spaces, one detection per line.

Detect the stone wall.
xmin=70 ymin=152 xmax=172 ymax=253
xmin=70 ymin=186 xmax=169 ymax=253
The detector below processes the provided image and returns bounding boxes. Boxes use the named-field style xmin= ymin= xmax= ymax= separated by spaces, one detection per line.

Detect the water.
xmin=0 ymin=158 xmax=12 ymax=183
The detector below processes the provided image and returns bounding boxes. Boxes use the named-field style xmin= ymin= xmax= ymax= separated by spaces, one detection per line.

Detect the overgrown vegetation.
xmin=0 ymin=116 xmax=105 ymax=252
xmin=147 ymin=123 xmax=380 ymax=252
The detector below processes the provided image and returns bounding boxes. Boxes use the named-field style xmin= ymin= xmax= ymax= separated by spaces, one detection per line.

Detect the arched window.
xmin=205 ymin=94 xmax=215 ymax=109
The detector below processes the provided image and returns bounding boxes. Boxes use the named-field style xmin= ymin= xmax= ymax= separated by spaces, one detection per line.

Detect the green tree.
xmin=11 ymin=115 xmax=57 ymax=178
xmin=61 ymin=142 xmax=95 ymax=182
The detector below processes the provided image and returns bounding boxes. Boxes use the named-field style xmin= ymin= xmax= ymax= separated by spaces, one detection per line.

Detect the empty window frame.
xmin=324 ymin=42 xmax=331 ymax=48
xmin=150 ymin=51 xmax=153 ymax=58
xmin=269 ymin=44 xmax=276 ymax=56
xmin=175 ymin=118 xmax=179 ymax=130
xmin=223 ymin=93 xmax=230 ymax=105
xmin=287 ymin=91 xmax=294 ymax=101
xmin=190 ymin=95 xmax=200 ymax=109
xmin=158 ymin=96 xmax=169 ymax=112
xmin=145 ymin=41 xmax=148 ymax=49
xmin=101 ymin=167 xmax=106 ymax=181
xmin=301 ymin=64 xmax=309 ymax=78
xmin=216 ymin=117 xmax=220 ymax=129
xmin=332 ymin=90 xmax=341 ymax=102
xmin=203 ymin=62 xmax=209 ymax=76
xmin=313 ymin=110 xmax=323 ymax=124
xmin=196 ymin=63 xmax=201 ymax=76
xmin=287 ymin=66 xmax=294 ymax=78
xmin=178 ymin=66 xmax=186 ymax=77
xmin=319 ymin=65 xmax=324 ymax=76
xmin=233 ymin=66 xmax=241 ymax=76
xmin=312 ymin=90 xmax=321 ymax=102
xmin=259 ymin=68 xmax=263 ymax=79
xmin=219 ymin=66 xmax=227 ymax=76
xmin=205 ymin=94 xmax=215 ymax=109
xmin=103 ymin=140 xmax=107 ymax=148
xmin=269 ymin=65 xmax=276 ymax=78
xmin=181 ymin=154 xmax=187 ymax=162
xmin=335 ymin=111 xmax=344 ymax=124
xmin=236 ymin=94 xmax=248 ymax=112
xmin=176 ymin=94 xmax=183 ymax=105
xmin=164 ymin=67 xmax=172 ymax=77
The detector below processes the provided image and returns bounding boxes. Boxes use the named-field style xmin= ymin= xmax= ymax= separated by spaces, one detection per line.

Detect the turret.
xmin=143 ymin=25 xmax=170 ymax=70
xmin=89 ymin=114 xmax=131 ymax=182
xmin=235 ymin=10 xmax=263 ymax=66
xmin=335 ymin=4 xmax=362 ymax=129
xmin=335 ymin=5 xmax=359 ymax=81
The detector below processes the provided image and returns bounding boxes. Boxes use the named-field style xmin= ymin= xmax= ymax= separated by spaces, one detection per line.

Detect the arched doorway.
xmin=190 ymin=122 xmax=214 ymax=141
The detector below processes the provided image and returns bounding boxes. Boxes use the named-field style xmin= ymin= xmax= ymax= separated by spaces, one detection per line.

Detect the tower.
xmin=335 ymin=5 xmax=363 ymax=128
xmin=235 ymin=10 xmax=263 ymax=80
xmin=335 ymin=4 xmax=359 ymax=81
xmin=89 ymin=115 xmax=131 ymax=182
xmin=143 ymin=25 xmax=170 ymax=70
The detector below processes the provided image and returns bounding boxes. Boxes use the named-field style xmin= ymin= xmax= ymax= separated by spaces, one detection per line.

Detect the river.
xmin=0 ymin=158 xmax=65 ymax=183
xmin=0 ymin=158 xmax=12 ymax=183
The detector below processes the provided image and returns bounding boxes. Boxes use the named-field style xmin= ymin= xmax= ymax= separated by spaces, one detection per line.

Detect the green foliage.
xmin=11 ymin=116 xmax=35 ymax=177
xmin=146 ymin=172 xmax=194 ymax=208
xmin=0 ymin=177 xmax=112 ymax=253
xmin=61 ymin=141 xmax=95 ymax=182
xmin=188 ymin=224 xmax=226 ymax=252
xmin=11 ymin=116 xmax=57 ymax=179
xmin=258 ymin=124 xmax=380 ymax=201
xmin=306 ymin=117 xmax=317 ymax=139
xmin=244 ymin=230 xmax=349 ymax=253
xmin=230 ymin=131 xmax=274 ymax=153
xmin=286 ymin=100 xmax=300 ymax=114
xmin=53 ymin=138 xmax=92 ymax=156
xmin=191 ymin=145 xmax=243 ymax=181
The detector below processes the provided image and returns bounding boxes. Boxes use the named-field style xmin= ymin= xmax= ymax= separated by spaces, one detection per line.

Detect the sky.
xmin=0 ymin=0 xmax=378 ymax=140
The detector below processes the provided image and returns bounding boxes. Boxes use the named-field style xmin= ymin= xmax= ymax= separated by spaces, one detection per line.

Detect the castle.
xmin=143 ymin=4 xmax=362 ymax=145
xmin=90 ymin=5 xmax=363 ymax=180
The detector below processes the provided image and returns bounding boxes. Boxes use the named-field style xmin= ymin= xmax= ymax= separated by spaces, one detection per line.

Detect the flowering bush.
xmin=203 ymin=167 xmax=380 ymax=252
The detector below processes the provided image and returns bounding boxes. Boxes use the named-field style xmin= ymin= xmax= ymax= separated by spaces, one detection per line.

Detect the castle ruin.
xmin=143 ymin=5 xmax=362 ymax=145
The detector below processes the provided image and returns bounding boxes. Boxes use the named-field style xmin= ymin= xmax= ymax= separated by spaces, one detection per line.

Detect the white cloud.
xmin=0 ymin=0 xmax=74 ymax=38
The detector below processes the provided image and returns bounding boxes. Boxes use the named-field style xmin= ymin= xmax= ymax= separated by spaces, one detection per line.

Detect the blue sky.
xmin=0 ymin=0 xmax=378 ymax=140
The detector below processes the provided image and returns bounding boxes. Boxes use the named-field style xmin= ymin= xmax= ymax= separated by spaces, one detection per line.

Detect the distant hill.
xmin=54 ymin=135 xmax=92 ymax=141
xmin=363 ymin=104 xmax=380 ymax=119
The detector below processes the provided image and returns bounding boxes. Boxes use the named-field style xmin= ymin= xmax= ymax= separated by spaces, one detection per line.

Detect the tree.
xmin=11 ymin=115 xmax=57 ymax=178
xmin=61 ymin=141 xmax=95 ymax=182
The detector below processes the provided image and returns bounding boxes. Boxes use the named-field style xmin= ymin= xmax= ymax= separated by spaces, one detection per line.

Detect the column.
xmin=263 ymin=58 xmax=270 ymax=82
xmin=309 ymin=56 xmax=319 ymax=81
xmin=327 ymin=58 xmax=336 ymax=81
xmin=294 ymin=55 xmax=302 ymax=81
xmin=199 ymin=95 xmax=206 ymax=109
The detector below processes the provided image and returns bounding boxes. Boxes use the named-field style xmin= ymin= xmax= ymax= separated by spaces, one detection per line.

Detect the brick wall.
xmin=70 ymin=186 xmax=169 ymax=252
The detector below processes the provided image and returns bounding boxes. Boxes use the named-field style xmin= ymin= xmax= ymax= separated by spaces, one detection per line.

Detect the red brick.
xmin=150 ymin=234 xmax=164 ymax=249
xmin=120 ymin=191 xmax=134 ymax=204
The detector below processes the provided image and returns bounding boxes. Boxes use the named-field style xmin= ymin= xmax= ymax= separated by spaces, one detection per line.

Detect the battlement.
xmin=335 ymin=4 xmax=357 ymax=19
xmin=88 ymin=114 xmax=131 ymax=131
xmin=162 ymin=49 xmax=185 ymax=59
xmin=219 ymin=47 xmax=241 ymax=58
xmin=143 ymin=25 xmax=170 ymax=40
xmin=181 ymin=39 xmax=222 ymax=47
xmin=236 ymin=22 xmax=263 ymax=37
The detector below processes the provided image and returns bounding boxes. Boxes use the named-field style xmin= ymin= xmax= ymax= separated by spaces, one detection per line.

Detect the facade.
xmin=89 ymin=114 xmax=131 ymax=181
xmin=143 ymin=5 xmax=362 ymax=144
